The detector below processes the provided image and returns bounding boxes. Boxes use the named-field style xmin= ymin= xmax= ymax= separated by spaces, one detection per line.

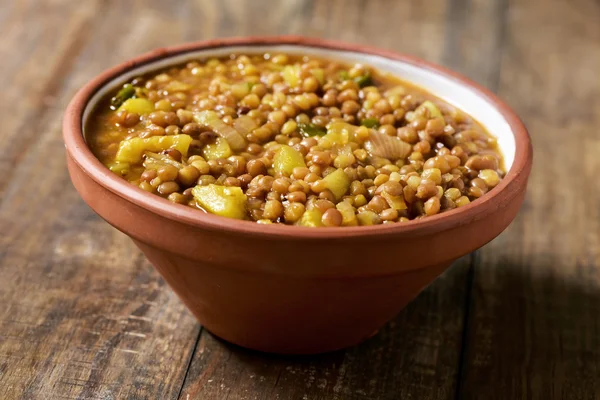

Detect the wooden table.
xmin=1 ymin=0 xmax=599 ymax=398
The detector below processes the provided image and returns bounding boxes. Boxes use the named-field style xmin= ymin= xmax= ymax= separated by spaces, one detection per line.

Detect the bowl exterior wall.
xmin=66 ymin=151 xmax=528 ymax=353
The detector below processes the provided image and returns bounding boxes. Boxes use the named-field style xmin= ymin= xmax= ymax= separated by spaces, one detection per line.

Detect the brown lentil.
xmin=322 ymin=208 xmax=343 ymax=226
xmin=177 ymin=166 xmax=200 ymax=187
xmin=157 ymin=181 xmax=179 ymax=195
xmin=380 ymin=208 xmax=399 ymax=221
xmin=284 ymin=202 xmax=305 ymax=223
xmin=157 ymin=165 xmax=178 ymax=181
xmin=288 ymin=191 xmax=307 ymax=203
xmin=140 ymin=169 xmax=157 ymax=182
xmin=424 ymin=196 xmax=441 ymax=216
xmin=89 ymin=53 xmax=505 ymax=226
xmin=247 ymin=159 xmax=267 ymax=176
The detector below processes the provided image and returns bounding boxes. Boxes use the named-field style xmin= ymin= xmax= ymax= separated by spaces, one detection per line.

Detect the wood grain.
xmin=459 ymin=0 xmax=600 ymax=398
xmin=178 ymin=260 xmax=469 ymax=400
xmin=179 ymin=0 xmax=508 ymax=399
xmin=0 ymin=1 xmax=202 ymax=399
xmin=0 ymin=0 xmax=598 ymax=399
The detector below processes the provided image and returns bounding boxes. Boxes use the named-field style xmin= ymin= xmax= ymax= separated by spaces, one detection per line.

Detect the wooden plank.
xmin=178 ymin=0 xmax=508 ymax=399
xmin=459 ymin=0 xmax=600 ymax=398
xmin=178 ymin=261 xmax=469 ymax=400
xmin=0 ymin=1 xmax=202 ymax=399
xmin=0 ymin=0 xmax=102 ymax=198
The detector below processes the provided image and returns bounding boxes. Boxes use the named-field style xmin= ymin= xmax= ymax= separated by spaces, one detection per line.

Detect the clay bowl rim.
xmin=63 ymin=35 xmax=532 ymax=240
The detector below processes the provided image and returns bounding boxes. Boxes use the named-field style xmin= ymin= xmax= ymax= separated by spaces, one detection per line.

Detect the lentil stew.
xmin=86 ymin=53 xmax=505 ymax=227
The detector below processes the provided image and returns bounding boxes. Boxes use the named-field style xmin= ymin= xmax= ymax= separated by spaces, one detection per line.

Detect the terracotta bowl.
xmin=63 ymin=36 xmax=532 ymax=354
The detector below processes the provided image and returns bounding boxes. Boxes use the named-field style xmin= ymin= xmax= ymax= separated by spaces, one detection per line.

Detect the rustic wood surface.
xmin=0 ymin=0 xmax=598 ymax=399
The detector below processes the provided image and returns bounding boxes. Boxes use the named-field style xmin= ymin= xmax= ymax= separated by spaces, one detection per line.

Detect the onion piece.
xmin=193 ymin=110 xmax=247 ymax=151
xmin=144 ymin=152 xmax=184 ymax=169
xmin=364 ymin=130 xmax=412 ymax=161
xmin=384 ymin=85 xmax=407 ymax=97
xmin=233 ymin=115 xmax=258 ymax=136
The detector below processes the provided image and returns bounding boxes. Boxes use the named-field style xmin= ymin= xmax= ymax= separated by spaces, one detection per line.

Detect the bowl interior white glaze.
xmin=83 ymin=45 xmax=516 ymax=170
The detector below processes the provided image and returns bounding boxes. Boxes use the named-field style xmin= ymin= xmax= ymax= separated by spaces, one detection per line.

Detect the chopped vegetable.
xmin=193 ymin=110 xmax=246 ymax=151
xmin=117 ymin=98 xmax=154 ymax=115
xmin=384 ymin=85 xmax=407 ymax=97
xmin=336 ymin=201 xmax=358 ymax=226
xmin=357 ymin=210 xmax=380 ymax=226
xmin=319 ymin=122 xmax=358 ymax=148
xmin=297 ymin=209 xmax=324 ymax=227
xmin=354 ymin=73 xmax=373 ymax=88
xmin=192 ymin=184 xmax=247 ymax=220
xmin=273 ymin=145 xmax=306 ymax=176
xmin=406 ymin=100 xmax=442 ymax=122
xmin=337 ymin=144 xmax=354 ymax=158
xmin=298 ymin=123 xmax=327 ymax=137
xmin=423 ymin=101 xmax=443 ymax=118
xmin=360 ymin=118 xmax=380 ymax=129
xmin=202 ymin=137 xmax=232 ymax=160
xmin=144 ymin=152 xmax=184 ymax=169
xmin=310 ymin=68 xmax=325 ymax=85
xmin=89 ymin=52 xmax=505 ymax=226
xmin=323 ymin=168 xmax=351 ymax=200
xmin=282 ymin=64 xmax=301 ymax=87
xmin=417 ymin=100 xmax=442 ymax=118
xmin=231 ymin=82 xmax=252 ymax=99
xmin=115 ymin=134 xmax=192 ymax=163
xmin=107 ymin=161 xmax=130 ymax=176
xmin=364 ymin=131 xmax=412 ymax=160
xmin=233 ymin=115 xmax=258 ymax=135
xmin=110 ymin=84 xmax=136 ymax=109
xmin=381 ymin=191 xmax=408 ymax=210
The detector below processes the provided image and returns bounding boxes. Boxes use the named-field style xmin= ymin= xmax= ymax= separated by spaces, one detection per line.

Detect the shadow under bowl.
xmin=63 ymin=36 xmax=533 ymax=354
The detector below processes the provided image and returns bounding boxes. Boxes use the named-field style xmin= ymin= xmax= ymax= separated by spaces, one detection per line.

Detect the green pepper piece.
xmin=110 ymin=84 xmax=136 ymax=109
xmin=339 ymin=70 xmax=350 ymax=81
xmin=298 ymin=123 xmax=327 ymax=137
xmin=354 ymin=73 xmax=373 ymax=88
xmin=360 ymin=118 xmax=380 ymax=129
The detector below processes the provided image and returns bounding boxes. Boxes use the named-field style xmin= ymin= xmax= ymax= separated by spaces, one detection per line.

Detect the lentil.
xmin=89 ymin=53 xmax=505 ymax=226
xmin=322 ymin=208 xmax=343 ymax=226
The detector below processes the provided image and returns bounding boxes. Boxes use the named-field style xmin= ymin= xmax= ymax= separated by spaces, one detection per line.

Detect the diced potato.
xmin=297 ymin=209 xmax=323 ymax=227
xmin=282 ymin=65 xmax=301 ymax=87
xmin=318 ymin=133 xmax=342 ymax=149
xmin=333 ymin=145 xmax=355 ymax=169
xmin=336 ymin=201 xmax=358 ymax=226
xmin=357 ymin=210 xmax=380 ymax=226
xmin=202 ymin=137 xmax=232 ymax=160
xmin=384 ymin=85 xmax=407 ymax=97
xmin=405 ymin=100 xmax=442 ymax=122
xmin=231 ymin=82 xmax=252 ymax=99
xmin=117 ymin=98 xmax=155 ymax=115
xmin=107 ymin=162 xmax=130 ymax=176
xmin=273 ymin=145 xmax=306 ymax=176
xmin=323 ymin=168 xmax=351 ymax=200
xmin=338 ymin=144 xmax=353 ymax=158
xmin=194 ymin=110 xmax=246 ymax=151
xmin=115 ymin=134 xmax=192 ymax=163
xmin=418 ymin=100 xmax=442 ymax=118
xmin=381 ymin=191 xmax=407 ymax=210
xmin=320 ymin=122 xmax=359 ymax=148
xmin=192 ymin=184 xmax=247 ymax=220
xmin=310 ymin=68 xmax=325 ymax=85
